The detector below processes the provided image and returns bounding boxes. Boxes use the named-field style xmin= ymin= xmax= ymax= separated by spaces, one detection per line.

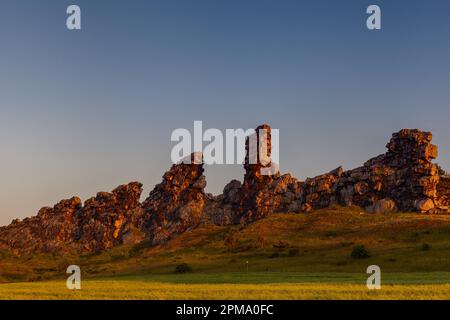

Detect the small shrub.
xmin=109 ymin=254 xmax=126 ymax=262
xmin=269 ymin=252 xmax=280 ymax=259
xmin=175 ymin=263 xmax=192 ymax=274
xmin=409 ymin=232 xmax=420 ymax=241
xmin=272 ymin=241 xmax=289 ymax=249
xmin=351 ymin=245 xmax=370 ymax=259
xmin=324 ymin=231 xmax=339 ymax=238
xmin=386 ymin=257 xmax=397 ymax=262
xmin=235 ymin=244 xmax=254 ymax=252
xmin=288 ymin=248 xmax=300 ymax=257
xmin=421 ymin=243 xmax=431 ymax=251
xmin=129 ymin=240 xmax=152 ymax=257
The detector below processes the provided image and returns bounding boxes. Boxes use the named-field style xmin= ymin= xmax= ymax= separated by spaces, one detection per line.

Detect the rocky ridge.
xmin=0 ymin=125 xmax=449 ymax=254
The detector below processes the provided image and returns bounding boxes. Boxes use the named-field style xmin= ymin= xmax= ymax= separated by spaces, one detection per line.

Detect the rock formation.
xmin=0 ymin=182 xmax=144 ymax=254
xmin=0 ymin=125 xmax=449 ymax=255
xmin=203 ymin=180 xmax=242 ymax=225
xmin=301 ymin=129 xmax=441 ymax=214
xmin=0 ymin=197 xmax=82 ymax=254
xmin=238 ymin=124 xmax=281 ymax=223
xmin=437 ymin=176 xmax=450 ymax=209
xmin=203 ymin=124 xmax=302 ymax=224
xmin=209 ymin=127 xmax=445 ymax=220
xmin=140 ymin=153 xmax=208 ymax=245
xmin=73 ymin=182 xmax=144 ymax=252
xmin=303 ymin=167 xmax=343 ymax=211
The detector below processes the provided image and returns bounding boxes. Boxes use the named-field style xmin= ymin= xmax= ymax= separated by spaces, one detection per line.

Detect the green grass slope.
xmin=2 ymin=206 xmax=450 ymax=283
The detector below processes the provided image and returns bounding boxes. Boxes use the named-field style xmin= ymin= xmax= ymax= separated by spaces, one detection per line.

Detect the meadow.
xmin=2 ymin=206 xmax=450 ymax=299
xmin=2 ymin=272 xmax=450 ymax=300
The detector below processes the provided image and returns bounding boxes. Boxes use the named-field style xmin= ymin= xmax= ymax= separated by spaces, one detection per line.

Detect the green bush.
xmin=272 ymin=241 xmax=289 ymax=249
xmin=386 ymin=257 xmax=397 ymax=262
xmin=269 ymin=252 xmax=280 ymax=259
xmin=129 ymin=240 xmax=152 ymax=257
xmin=175 ymin=263 xmax=192 ymax=274
xmin=351 ymin=245 xmax=370 ymax=259
xmin=109 ymin=254 xmax=126 ymax=262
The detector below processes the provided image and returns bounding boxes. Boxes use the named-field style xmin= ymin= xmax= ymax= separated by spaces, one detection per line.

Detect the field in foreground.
xmin=2 ymin=272 xmax=450 ymax=300
xmin=2 ymin=206 xmax=450 ymax=299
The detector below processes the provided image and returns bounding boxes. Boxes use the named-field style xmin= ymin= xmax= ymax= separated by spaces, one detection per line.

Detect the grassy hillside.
xmin=2 ymin=206 xmax=450 ymax=299
xmin=3 ymin=206 xmax=450 ymax=281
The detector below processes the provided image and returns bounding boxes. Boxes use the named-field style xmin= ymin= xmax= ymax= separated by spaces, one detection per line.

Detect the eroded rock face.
xmin=237 ymin=124 xmax=282 ymax=223
xmin=298 ymin=129 xmax=440 ymax=213
xmin=1 ymin=126 xmax=449 ymax=255
xmin=140 ymin=153 xmax=207 ymax=245
xmin=437 ymin=176 xmax=450 ymax=213
xmin=202 ymin=124 xmax=284 ymax=225
xmin=339 ymin=129 xmax=439 ymax=213
xmin=212 ymin=127 xmax=443 ymax=219
xmin=0 ymin=197 xmax=82 ymax=254
xmin=73 ymin=182 xmax=144 ymax=252
xmin=0 ymin=182 xmax=144 ymax=254
xmin=303 ymin=167 xmax=343 ymax=210
xmin=204 ymin=180 xmax=242 ymax=225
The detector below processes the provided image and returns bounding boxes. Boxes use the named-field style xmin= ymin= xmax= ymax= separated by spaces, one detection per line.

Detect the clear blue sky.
xmin=1 ymin=0 xmax=449 ymax=225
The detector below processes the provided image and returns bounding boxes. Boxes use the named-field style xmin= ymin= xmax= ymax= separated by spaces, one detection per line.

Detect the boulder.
xmin=366 ymin=199 xmax=397 ymax=214
xmin=415 ymin=198 xmax=435 ymax=213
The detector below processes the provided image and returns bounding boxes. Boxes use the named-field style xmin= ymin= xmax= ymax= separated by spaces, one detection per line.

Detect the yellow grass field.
xmin=2 ymin=279 xmax=450 ymax=300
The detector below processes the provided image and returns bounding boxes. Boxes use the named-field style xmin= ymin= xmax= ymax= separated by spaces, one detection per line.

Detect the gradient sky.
xmin=1 ymin=0 xmax=449 ymax=225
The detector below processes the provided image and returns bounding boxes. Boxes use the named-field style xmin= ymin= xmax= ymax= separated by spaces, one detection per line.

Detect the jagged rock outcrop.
xmin=140 ymin=153 xmax=208 ymax=245
xmin=0 ymin=182 xmax=144 ymax=254
xmin=238 ymin=124 xmax=282 ymax=223
xmin=1 ymin=125 xmax=449 ymax=255
xmin=303 ymin=167 xmax=344 ymax=211
xmin=0 ymin=197 xmax=82 ymax=254
xmin=301 ymin=129 xmax=440 ymax=213
xmin=73 ymin=182 xmax=144 ymax=252
xmin=204 ymin=180 xmax=243 ymax=225
xmin=236 ymin=173 xmax=303 ymax=223
xmin=209 ymin=127 xmax=445 ymax=220
xmin=437 ymin=176 xmax=450 ymax=211
xmin=203 ymin=124 xmax=303 ymax=224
